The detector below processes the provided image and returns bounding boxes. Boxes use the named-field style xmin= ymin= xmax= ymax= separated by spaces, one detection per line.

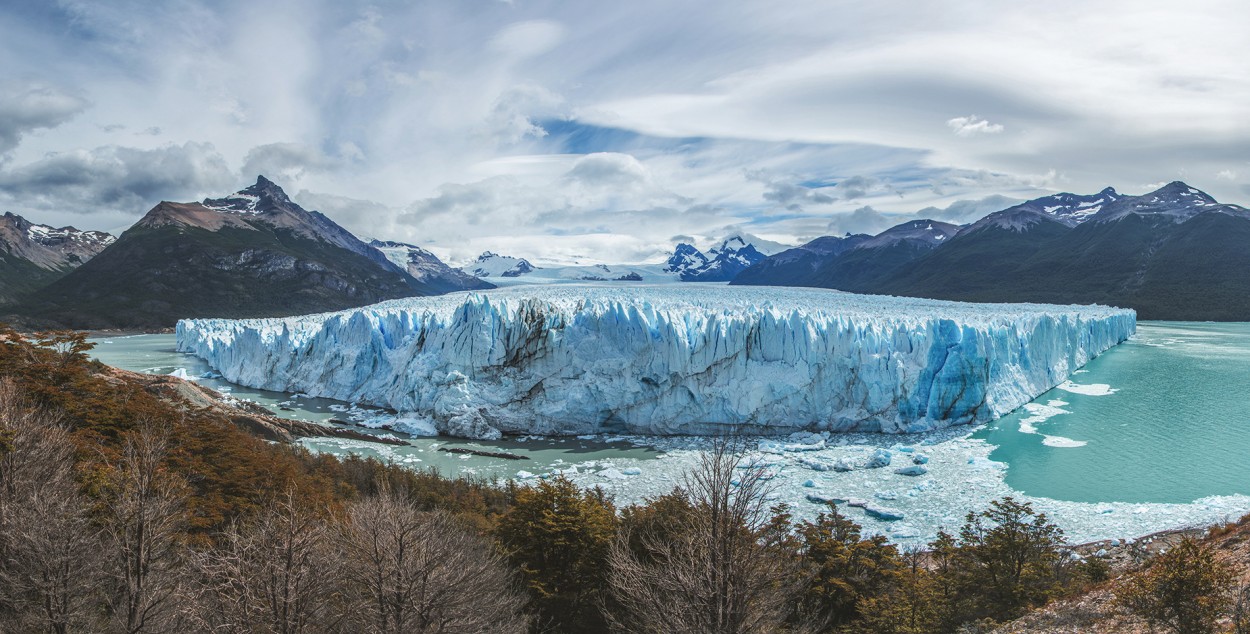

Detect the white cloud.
xmin=2 ymin=0 xmax=1248 ymax=254
xmin=0 ymin=82 xmax=89 ymax=155
xmin=946 ymin=115 xmax=1004 ymax=137
xmin=489 ymin=20 xmax=565 ymax=60
xmin=0 ymin=141 xmax=235 ymax=229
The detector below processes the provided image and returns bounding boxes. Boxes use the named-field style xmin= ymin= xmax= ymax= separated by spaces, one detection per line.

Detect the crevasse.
xmin=176 ymin=286 xmax=1136 ymax=439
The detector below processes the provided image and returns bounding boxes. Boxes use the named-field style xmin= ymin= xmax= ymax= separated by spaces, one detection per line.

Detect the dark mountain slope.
xmin=731 ymin=220 xmax=957 ymax=291
xmin=17 ymin=177 xmax=431 ymax=329
xmin=730 ymin=234 xmax=870 ymax=287
xmin=876 ymin=183 xmax=1250 ymax=320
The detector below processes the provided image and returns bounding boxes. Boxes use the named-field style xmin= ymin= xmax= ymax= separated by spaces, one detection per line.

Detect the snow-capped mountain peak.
xmin=964 ymin=187 xmax=1124 ymax=233
xmin=470 ymin=252 xmax=537 ymax=278
xmin=664 ymin=235 xmax=769 ymax=281
xmin=0 ymin=211 xmax=115 ymax=270
xmin=202 ymin=175 xmax=292 ymax=214
xmin=664 ymin=243 xmax=710 ymax=275
xmin=1089 ymin=181 xmax=1245 ymax=224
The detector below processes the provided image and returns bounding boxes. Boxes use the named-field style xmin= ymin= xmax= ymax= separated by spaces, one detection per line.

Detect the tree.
xmin=794 ymin=503 xmax=903 ymax=630
xmin=188 ymin=489 xmax=341 ymax=634
xmin=1116 ymin=537 xmax=1235 ymax=634
xmin=495 ymin=476 xmax=617 ymax=633
xmin=858 ymin=546 xmax=944 ymax=634
xmin=606 ymin=437 xmax=806 ymax=634
xmin=0 ymin=379 xmax=105 ymax=633
xmin=99 ymin=422 xmax=191 ymax=634
xmin=947 ymin=497 xmax=1068 ymax=622
xmin=337 ymin=488 xmax=527 ymax=633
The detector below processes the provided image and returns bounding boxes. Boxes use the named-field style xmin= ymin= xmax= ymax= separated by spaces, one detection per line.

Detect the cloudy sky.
xmin=2 ymin=0 xmax=1248 ymax=264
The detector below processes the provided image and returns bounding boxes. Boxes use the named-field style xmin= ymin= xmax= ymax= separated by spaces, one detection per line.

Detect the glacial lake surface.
xmin=88 ymin=321 xmax=1250 ymax=543
xmin=976 ymin=321 xmax=1250 ymax=504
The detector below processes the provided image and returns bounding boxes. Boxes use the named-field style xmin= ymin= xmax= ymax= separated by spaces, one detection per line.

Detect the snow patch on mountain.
xmin=855 ymin=220 xmax=960 ymax=249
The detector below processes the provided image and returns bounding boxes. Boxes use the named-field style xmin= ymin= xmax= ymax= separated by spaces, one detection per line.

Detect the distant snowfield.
xmin=177 ymin=285 xmax=1135 ymax=440
xmin=477 ymin=263 xmax=682 ymax=286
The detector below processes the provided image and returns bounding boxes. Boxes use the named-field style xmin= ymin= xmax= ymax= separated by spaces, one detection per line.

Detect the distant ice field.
xmin=177 ymin=285 xmax=1135 ymax=439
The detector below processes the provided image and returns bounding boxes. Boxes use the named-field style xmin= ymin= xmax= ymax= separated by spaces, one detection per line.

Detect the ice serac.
xmin=176 ymin=286 xmax=1136 ymax=439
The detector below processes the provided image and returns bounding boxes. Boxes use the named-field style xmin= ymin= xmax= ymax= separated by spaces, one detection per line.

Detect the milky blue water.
xmin=974 ymin=322 xmax=1250 ymax=504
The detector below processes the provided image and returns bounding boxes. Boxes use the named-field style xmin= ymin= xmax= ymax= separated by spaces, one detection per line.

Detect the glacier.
xmin=175 ymin=286 xmax=1135 ymax=439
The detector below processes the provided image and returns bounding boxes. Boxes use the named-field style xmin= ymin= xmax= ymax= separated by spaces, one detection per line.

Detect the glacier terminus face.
xmin=175 ymin=286 xmax=1136 ymax=439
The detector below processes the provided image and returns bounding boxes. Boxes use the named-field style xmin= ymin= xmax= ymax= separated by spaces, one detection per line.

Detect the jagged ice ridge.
xmin=176 ymin=286 xmax=1136 ymax=439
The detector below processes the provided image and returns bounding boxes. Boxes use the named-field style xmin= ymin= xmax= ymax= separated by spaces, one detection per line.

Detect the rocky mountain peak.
xmin=202 ymin=175 xmax=293 ymax=214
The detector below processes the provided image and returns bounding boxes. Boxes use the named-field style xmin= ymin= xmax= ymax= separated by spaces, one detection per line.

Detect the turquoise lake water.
xmin=975 ymin=322 xmax=1250 ymax=504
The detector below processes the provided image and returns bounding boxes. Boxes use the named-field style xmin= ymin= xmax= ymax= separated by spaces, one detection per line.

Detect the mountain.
xmin=876 ymin=182 xmax=1250 ymax=319
xmin=0 ymin=212 xmax=114 ymax=303
xmin=732 ymin=220 xmax=958 ymax=291
xmin=757 ymin=181 xmax=1250 ymax=320
xmin=730 ymin=234 xmax=870 ymax=286
xmin=665 ymin=236 xmax=769 ymax=282
xmin=968 ymin=187 xmax=1123 ymax=231
xmin=368 ymin=240 xmax=494 ymax=292
xmin=469 ymin=252 xmax=537 ymax=278
xmin=16 ymin=176 xmax=434 ymax=329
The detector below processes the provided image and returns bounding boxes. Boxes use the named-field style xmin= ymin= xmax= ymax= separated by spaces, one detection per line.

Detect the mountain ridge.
xmin=0 ymin=212 xmax=115 ymax=303
xmin=12 ymin=176 xmax=434 ymax=329
xmin=735 ymin=181 xmax=1250 ymax=320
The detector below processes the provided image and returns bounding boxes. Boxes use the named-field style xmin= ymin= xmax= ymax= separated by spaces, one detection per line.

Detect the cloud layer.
xmin=1 ymin=0 xmax=1248 ymax=260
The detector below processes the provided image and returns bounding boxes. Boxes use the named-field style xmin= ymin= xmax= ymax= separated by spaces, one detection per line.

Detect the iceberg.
xmin=176 ymin=285 xmax=1135 ymax=439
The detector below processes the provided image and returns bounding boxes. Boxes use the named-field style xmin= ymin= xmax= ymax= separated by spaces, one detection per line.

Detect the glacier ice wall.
xmin=176 ymin=286 xmax=1136 ymax=439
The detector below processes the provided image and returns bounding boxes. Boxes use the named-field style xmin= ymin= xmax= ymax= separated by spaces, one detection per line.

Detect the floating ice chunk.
xmin=912 ymin=454 xmax=930 ymax=465
xmin=516 ymin=470 xmax=535 ymax=479
xmin=865 ymin=449 xmax=892 ymax=469
xmin=806 ymin=493 xmax=845 ymax=506
xmin=895 ymin=465 xmax=929 ymax=476
xmin=621 ymin=467 xmax=642 ymax=476
xmin=168 ymin=368 xmax=191 ymax=380
xmin=176 ymin=286 xmax=1136 ymax=438
xmin=854 ymin=502 xmax=904 ymax=521
xmin=1018 ymin=401 xmax=1071 ymax=435
xmin=598 ymin=468 xmax=628 ymax=480
xmin=833 ymin=458 xmax=856 ymax=472
xmin=760 ymin=432 xmax=826 ymax=453
xmin=803 ymin=479 xmax=817 ymax=488
xmin=874 ymin=490 xmax=899 ymax=501
xmin=866 ymin=508 xmax=904 ymax=521
xmin=798 ymin=457 xmax=837 ymax=472
xmin=1042 ymin=436 xmax=1087 ymax=448
xmin=383 ymin=415 xmax=439 ymax=436
xmin=1056 ymin=381 xmax=1118 ymax=396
